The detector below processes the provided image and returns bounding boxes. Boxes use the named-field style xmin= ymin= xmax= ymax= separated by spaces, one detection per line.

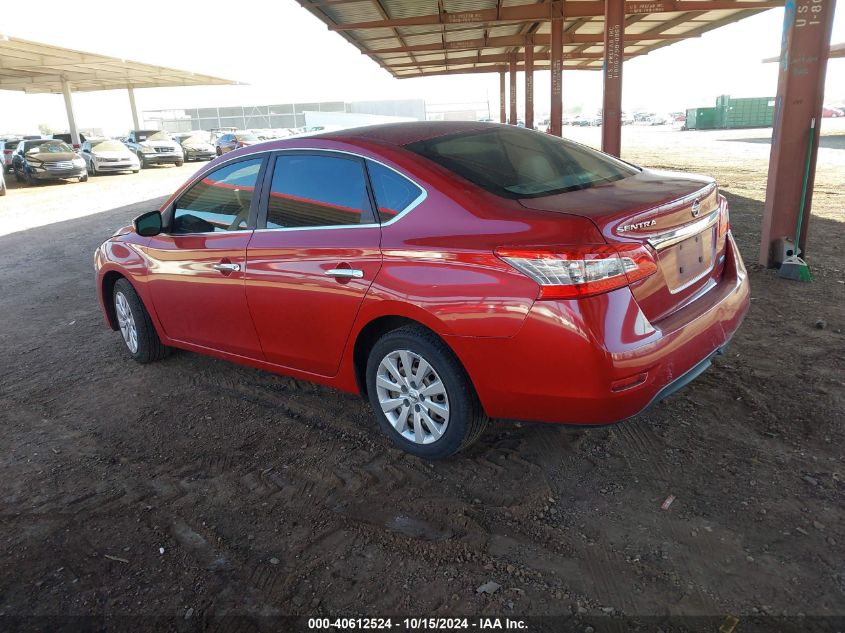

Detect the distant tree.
xmin=38 ymin=123 xmax=56 ymax=136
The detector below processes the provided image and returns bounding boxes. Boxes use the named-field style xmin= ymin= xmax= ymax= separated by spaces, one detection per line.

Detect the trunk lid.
xmin=519 ymin=168 xmax=724 ymax=322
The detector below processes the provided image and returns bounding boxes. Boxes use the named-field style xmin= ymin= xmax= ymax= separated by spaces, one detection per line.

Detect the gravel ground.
xmin=0 ymin=128 xmax=842 ymax=629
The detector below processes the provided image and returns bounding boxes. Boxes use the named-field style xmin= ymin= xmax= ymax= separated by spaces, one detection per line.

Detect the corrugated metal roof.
xmin=0 ymin=36 xmax=238 ymax=94
xmin=295 ymin=0 xmax=783 ymax=78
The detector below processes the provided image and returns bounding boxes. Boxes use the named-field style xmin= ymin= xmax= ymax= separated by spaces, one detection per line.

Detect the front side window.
xmin=405 ymin=126 xmax=638 ymax=199
xmin=265 ymin=154 xmax=374 ymax=229
xmin=171 ymin=158 xmax=262 ymax=234
xmin=367 ymin=161 xmax=423 ymax=222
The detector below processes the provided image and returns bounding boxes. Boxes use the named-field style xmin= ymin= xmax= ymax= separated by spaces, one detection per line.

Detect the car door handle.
xmin=212 ymin=262 xmax=241 ymax=272
xmin=325 ymin=268 xmax=363 ymax=279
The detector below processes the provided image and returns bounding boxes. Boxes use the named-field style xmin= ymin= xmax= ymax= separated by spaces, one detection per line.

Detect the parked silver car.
xmin=172 ymin=133 xmax=216 ymax=162
xmin=81 ymin=139 xmax=140 ymax=175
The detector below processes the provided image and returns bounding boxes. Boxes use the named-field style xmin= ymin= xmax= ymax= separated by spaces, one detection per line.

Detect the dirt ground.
xmin=0 ymin=124 xmax=843 ymax=631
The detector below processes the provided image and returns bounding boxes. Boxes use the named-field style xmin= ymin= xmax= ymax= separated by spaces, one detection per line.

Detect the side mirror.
xmin=133 ymin=210 xmax=163 ymax=237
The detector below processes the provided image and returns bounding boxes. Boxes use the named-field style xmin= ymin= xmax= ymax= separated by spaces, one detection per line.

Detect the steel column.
xmin=550 ymin=12 xmax=564 ymax=136
xmin=509 ymin=55 xmax=518 ymax=124
xmin=524 ymin=40 xmax=534 ymax=129
xmin=127 ymin=87 xmax=140 ymax=131
xmin=759 ymin=0 xmax=837 ymax=266
xmin=60 ymin=77 xmax=80 ymax=146
xmin=601 ymin=0 xmax=625 ymax=156
xmin=499 ymin=71 xmax=507 ymax=123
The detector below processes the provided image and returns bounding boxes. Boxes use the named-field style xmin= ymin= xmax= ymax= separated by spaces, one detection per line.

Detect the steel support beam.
xmin=330 ymin=1 xmax=785 ymax=30
xmin=550 ymin=13 xmax=564 ymax=136
xmin=759 ymin=0 xmax=837 ymax=266
xmin=509 ymin=55 xmax=518 ymax=125
xmin=127 ymin=87 xmax=140 ymax=130
xmin=60 ymin=76 xmax=80 ymax=146
xmin=369 ymin=32 xmax=688 ymax=55
xmin=602 ymin=0 xmax=625 ymax=156
xmin=386 ymin=51 xmax=604 ymax=70
xmin=525 ymin=42 xmax=534 ymax=130
xmin=499 ymin=71 xmax=507 ymax=123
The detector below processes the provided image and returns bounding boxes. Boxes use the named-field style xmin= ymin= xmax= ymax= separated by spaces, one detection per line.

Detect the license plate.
xmin=661 ymin=228 xmax=715 ymax=293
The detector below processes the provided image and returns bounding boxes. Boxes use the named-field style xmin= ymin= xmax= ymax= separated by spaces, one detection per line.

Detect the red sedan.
xmin=95 ymin=122 xmax=749 ymax=459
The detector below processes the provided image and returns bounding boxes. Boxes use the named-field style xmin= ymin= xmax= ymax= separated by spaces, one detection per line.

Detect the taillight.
xmin=718 ymin=193 xmax=730 ymax=238
xmin=495 ymin=243 xmax=658 ymax=300
xmin=2 ymin=149 xmax=12 ymax=155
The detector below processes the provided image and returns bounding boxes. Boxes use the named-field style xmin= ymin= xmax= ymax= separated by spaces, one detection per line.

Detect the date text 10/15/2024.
xmin=308 ymin=618 xmax=528 ymax=630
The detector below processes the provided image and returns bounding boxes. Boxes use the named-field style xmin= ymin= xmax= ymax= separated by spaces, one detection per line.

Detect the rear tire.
xmin=365 ymin=325 xmax=488 ymax=459
xmin=112 ymin=278 xmax=168 ymax=364
xmin=79 ymin=174 xmax=88 ymax=182
xmin=175 ymin=160 xmax=184 ymax=167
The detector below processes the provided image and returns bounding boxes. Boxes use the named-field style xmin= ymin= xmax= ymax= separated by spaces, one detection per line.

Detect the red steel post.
xmin=499 ymin=71 xmax=507 ymax=123
xmin=550 ymin=9 xmax=564 ymax=136
xmin=525 ymin=39 xmax=534 ymax=129
xmin=601 ymin=0 xmax=624 ymax=156
xmin=509 ymin=55 xmax=518 ymax=124
xmin=759 ymin=0 xmax=837 ymax=266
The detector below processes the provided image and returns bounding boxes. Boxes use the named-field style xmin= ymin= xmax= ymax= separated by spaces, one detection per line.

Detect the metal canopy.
xmin=0 ymin=35 xmax=239 ymax=94
xmin=296 ymin=0 xmax=784 ymax=77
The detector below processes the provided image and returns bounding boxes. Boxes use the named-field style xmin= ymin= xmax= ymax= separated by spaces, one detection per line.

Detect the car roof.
xmin=309 ymin=121 xmax=500 ymax=147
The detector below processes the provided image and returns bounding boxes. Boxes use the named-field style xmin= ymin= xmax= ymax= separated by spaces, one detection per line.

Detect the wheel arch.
xmin=101 ymin=270 xmax=127 ymax=330
xmin=351 ymin=314 xmax=479 ymax=406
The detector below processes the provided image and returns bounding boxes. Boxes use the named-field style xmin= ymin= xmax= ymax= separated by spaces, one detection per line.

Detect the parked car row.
xmin=1 ymin=125 xmax=312 ymax=192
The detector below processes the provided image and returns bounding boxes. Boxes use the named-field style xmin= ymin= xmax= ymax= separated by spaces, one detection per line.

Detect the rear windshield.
xmin=405 ymin=126 xmax=638 ymax=199
xmin=235 ymin=133 xmax=258 ymax=142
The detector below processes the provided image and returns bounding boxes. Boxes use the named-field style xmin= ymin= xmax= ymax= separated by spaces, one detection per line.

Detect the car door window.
xmin=172 ymin=158 xmax=262 ymax=234
xmin=366 ymin=160 xmax=424 ymax=222
xmin=265 ymin=154 xmax=375 ymax=228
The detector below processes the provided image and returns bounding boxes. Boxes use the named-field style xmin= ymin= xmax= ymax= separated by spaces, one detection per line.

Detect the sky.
xmin=0 ymin=0 xmax=843 ymax=135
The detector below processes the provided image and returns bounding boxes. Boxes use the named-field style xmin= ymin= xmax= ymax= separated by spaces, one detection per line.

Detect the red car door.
xmin=244 ymin=151 xmax=382 ymax=376
xmin=145 ymin=156 xmax=266 ymax=358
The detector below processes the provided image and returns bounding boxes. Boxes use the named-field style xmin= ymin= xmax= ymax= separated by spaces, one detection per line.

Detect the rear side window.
xmin=405 ymin=126 xmax=638 ymax=199
xmin=265 ymin=154 xmax=374 ymax=229
xmin=367 ymin=161 xmax=423 ymax=222
xmin=172 ymin=158 xmax=262 ymax=233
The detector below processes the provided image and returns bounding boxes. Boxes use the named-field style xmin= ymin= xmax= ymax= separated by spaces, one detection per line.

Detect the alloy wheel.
xmin=115 ymin=291 xmax=139 ymax=354
xmin=375 ymin=350 xmax=450 ymax=445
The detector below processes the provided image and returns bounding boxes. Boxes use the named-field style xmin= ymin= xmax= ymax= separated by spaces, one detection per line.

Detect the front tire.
xmin=79 ymin=174 xmax=88 ymax=182
xmin=112 ymin=278 xmax=168 ymax=363
xmin=175 ymin=160 xmax=184 ymax=167
xmin=365 ymin=325 xmax=488 ymax=459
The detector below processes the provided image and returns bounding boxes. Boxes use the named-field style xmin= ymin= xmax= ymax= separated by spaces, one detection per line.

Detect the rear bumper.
xmin=449 ymin=233 xmax=750 ymax=424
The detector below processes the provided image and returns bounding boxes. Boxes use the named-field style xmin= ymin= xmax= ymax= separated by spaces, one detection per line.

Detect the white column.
xmin=60 ymin=77 xmax=80 ymax=145
xmin=127 ymin=87 xmax=140 ymax=130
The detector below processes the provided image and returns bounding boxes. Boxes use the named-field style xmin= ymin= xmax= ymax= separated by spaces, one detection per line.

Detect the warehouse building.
xmin=143 ymin=98 xmax=426 ymax=132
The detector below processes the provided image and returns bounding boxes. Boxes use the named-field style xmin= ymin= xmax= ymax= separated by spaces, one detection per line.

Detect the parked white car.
xmin=81 ymin=139 xmax=140 ymax=175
